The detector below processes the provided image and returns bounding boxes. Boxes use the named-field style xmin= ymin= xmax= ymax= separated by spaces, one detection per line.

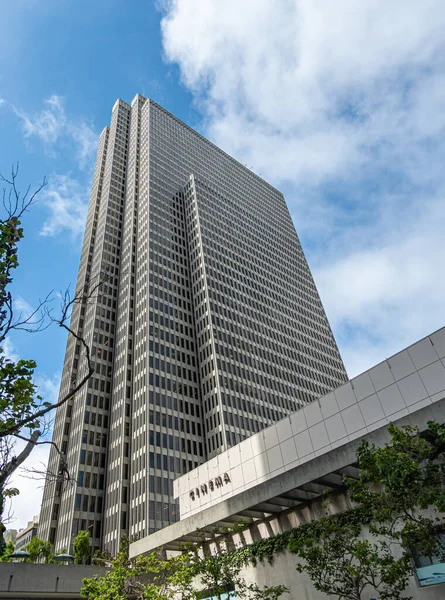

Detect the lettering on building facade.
xmin=189 ymin=473 xmax=231 ymax=501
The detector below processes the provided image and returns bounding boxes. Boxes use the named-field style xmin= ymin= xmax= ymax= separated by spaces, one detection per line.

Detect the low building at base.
xmin=130 ymin=327 xmax=445 ymax=599
xmin=15 ymin=515 xmax=39 ymax=551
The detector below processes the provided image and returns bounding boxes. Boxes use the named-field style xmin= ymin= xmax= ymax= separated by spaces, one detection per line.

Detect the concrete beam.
xmin=278 ymin=490 xmax=312 ymax=502
xmin=252 ymin=502 xmax=285 ymax=514
xmin=237 ymin=509 xmax=267 ymax=518
xmin=130 ymin=399 xmax=445 ymax=558
xmin=262 ymin=496 xmax=300 ymax=508
xmin=213 ymin=520 xmax=247 ymax=529
xmin=314 ymin=473 xmax=345 ymax=489
xmin=335 ymin=465 xmax=360 ymax=479
xmin=297 ymin=481 xmax=328 ymax=494
xmin=222 ymin=515 xmax=254 ymax=524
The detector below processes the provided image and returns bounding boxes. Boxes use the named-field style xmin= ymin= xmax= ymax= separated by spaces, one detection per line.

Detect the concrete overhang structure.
xmin=130 ymin=327 xmax=445 ymax=559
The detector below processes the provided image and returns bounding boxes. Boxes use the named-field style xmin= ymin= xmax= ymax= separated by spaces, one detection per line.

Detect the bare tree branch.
xmin=0 ymin=163 xmax=47 ymax=221
xmin=13 ymin=431 xmax=61 ymax=456
xmin=0 ymin=275 xmax=107 ymax=439
xmin=20 ymin=452 xmax=79 ymax=492
xmin=0 ymin=292 xmax=54 ymax=346
xmin=0 ymin=430 xmax=41 ymax=481
xmin=0 ymin=432 xmax=41 ymax=527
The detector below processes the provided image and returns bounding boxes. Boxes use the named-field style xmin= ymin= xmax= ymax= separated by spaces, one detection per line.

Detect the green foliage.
xmin=0 ymin=213 xmax=47 ymax=437
xmin=234 ymin=525 xmax=302 ymax=567
xmin=347 ymin=421 xmax=445 ymax=555
xmin=201 ymin=421 xmax=445 ymax=600
xmin=0 ymin=216 xmax=22 ymax=316
xmin=93 ymin=547 xmax=113 ymax=566
xmin=81 ymin=538 xmax=131 ymax=600
xmin=286 ymin=421 xmax=445 ymax=599
xmin=82 ymin=536 xmax=195 ymax=600
xmin=82 ymin=533 xmax=288 ymax=600
xmin=233 ymin=509 xmax=368 ymax=568
xmin=0 ymin=540 xmax=15 ymax=562
xmin=0 ymin=211 xmax=43 ymax=547
xmin=26 ymin=536 xmax=53 ymax=563
xmin=0 ymin=168 xmax=95 ymax=556
xmin=74 ymin=530 xmax=91 ymax=565
xmin=0 ymin=353 xmax=43 ymax=435
xmin=188 ymin=538 xmax=287 ymax=600
xmin=289 ymin=510 xmax=411 ymax=600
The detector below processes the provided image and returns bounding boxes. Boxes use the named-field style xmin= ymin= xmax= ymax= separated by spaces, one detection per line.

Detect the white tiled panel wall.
xmin=175 ymin=328 xmax=445 ymax=518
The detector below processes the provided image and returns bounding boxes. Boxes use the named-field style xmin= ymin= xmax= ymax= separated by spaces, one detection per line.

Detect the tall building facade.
xmin=39 ymin=95 xmax=347 ymax=555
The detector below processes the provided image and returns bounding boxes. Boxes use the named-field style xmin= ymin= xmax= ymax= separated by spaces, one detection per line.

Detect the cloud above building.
xmin=13 ymin=95 xmax=98 ymax=169
xmin=39 ymin=173 xmax=90 ymax=238
xmin=159 ymin=0 xmax=445 ymax=376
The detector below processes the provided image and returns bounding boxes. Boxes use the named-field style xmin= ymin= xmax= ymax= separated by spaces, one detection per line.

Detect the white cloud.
xmin=315 ymin=204 xmax=445 ymax=376
xmin=70 ymin=120 xmax=99 ymax=168
xmin=13 ymin=296 xmax=34 ymax=320
xmin=34 ymin=372 xmax=61 ymax=407
xmin=160 ymin=0 xmax=445 ymax=376
xmin=2 ymin=337 xmax=19 ymax=362
xmin=14 ymin=95 xmax=98 ymax=168
xmin=40 ymin=173 xmax=89 ymax=238
xmin=8 ymin=96 xmax=94 ymax=240
xmin=15 ymin=95 xmax=64 ymax=147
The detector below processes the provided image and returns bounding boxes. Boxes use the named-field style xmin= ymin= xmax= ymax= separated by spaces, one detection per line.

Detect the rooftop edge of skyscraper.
xmin=111 ymin=93 xmax=285 ymax=195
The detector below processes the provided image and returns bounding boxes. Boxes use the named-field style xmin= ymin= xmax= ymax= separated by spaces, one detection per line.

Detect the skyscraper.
xmin=39 ymin=95 xmax=348 ymax=556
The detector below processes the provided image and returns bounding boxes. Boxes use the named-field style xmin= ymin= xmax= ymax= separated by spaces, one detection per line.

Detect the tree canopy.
xmin=290 ymin=421 xmax=445 ymax=600
xmin=26 ymin=535 xmax=53 ymax=563
xmin=82 ymin=533 xmax=288 ymax=600
xmin=74 ymin=530 xmax=92 ymax=565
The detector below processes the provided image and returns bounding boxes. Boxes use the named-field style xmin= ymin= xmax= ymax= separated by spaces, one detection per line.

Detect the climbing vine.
xmin=231 ymin=506 xmax=370 ymax=568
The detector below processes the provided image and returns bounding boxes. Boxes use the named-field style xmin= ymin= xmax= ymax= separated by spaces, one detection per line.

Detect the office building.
xmin=16 ymin=516 xmax=39 ymax=550
xmin=39 ymin=95 xmax=347 ymax=555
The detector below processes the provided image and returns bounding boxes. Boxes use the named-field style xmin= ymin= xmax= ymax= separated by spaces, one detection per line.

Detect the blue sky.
xmin=0 ymin=0 xmax=196 ymax=384
xmin=2 ymin=0 xmax=445 ymax=528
